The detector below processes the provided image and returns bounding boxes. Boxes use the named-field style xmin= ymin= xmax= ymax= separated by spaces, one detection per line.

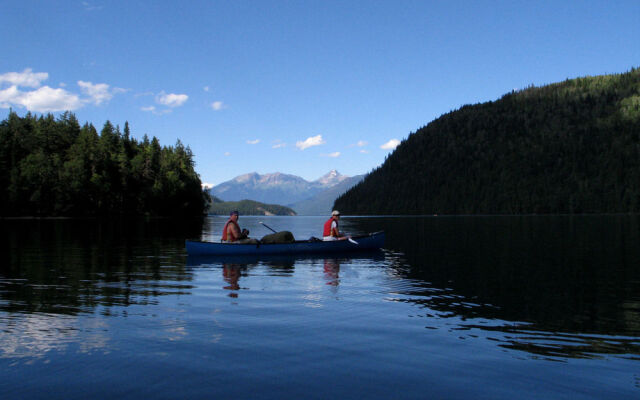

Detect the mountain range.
xmin=210 ymin=170 xmax=364 ymax=215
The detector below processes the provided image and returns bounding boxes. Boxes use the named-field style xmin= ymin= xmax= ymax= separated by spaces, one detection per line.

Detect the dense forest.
xmin=335 ymin=68 xmax=640 ymax=215
xmin=208 ymin=195 xmax=297 ymax=216
xmin=0 ymin=111 xmax=209 ymax=216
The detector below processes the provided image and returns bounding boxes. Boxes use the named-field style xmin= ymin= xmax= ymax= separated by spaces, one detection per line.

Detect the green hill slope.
xmin=335 ymin=68 xmax=640 ymax=215
xmin=208 ymin=196 xmax=296 ymax=216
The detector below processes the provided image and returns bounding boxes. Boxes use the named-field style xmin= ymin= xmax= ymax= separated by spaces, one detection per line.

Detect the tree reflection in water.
xmin=348 ymin=215 xmax=640 ymax=360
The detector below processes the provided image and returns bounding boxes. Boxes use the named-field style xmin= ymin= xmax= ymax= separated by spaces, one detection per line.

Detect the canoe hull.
xmin=185 ymin=232 xmax=385 ymax=256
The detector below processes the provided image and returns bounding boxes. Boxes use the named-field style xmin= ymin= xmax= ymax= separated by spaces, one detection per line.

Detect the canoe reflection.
xmin=186 ymin=250 xmax=384 ymax=267
xmin=187 ymin=251 xmax=384 ymax=297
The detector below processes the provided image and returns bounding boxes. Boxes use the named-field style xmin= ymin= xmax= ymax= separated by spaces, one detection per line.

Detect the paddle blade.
xmin=348 ymin=237 xmax=359 ymax=245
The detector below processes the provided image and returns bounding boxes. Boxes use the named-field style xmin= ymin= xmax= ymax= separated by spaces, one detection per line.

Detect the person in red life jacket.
xmin=323 ymin=210 xmax=347 ymax=241
xmin=222 ymin=210 xmax=249 ymax=242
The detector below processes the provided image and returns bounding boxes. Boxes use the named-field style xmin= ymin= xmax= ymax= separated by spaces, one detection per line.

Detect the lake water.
xmin=1 ymin=215 xmax=639 ymax=399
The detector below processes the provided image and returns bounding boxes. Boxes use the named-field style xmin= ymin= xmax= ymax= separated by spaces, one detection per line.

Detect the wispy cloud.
xmin=211 ymin=101 xmax=226 ymax=111
xmin=323 ymin=152 xmax=341 ymax=158
xmin=357 ymin=140 xmax=368 ymax=147
xmin=78 ymin=80 xmax=126 ymax=105
xmin=203 ymin=86 xmax=210 ymax=92
xmin=380 ymin=139 xmax=400 ymax=150
xmin=247 ymin=139 xmax=260 ymax=145
xmin=360 ymin=149 xmax=369 ymax=154
xmin=141 ymin=105 xmax=171 ymax=115
xmin=0 ymin=68 xmax=48 ymax=88
xmin=82 ymin=2 xmax=103 ymax=11
xmin=272 ymin=143 xmax=286 ymax=149
xmin=156 ymin=91 xmax=188 ymax=107
xmin=296 ymin=134 xmax=325 ymax=150
xmin=224 ymin=152 xmax=231 ymax=156
xmin=134 ymin=91 xmax=154 ymax=98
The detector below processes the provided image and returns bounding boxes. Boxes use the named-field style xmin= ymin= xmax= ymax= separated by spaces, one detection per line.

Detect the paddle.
xmin=259 ymin=221 xmax=278 ymax=233
xmin=261 ymin=220 xmax=357 ymax=244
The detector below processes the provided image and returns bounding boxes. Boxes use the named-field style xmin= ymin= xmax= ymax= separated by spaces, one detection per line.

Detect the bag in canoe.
xmin=260 ymin=231 xmax=295 ymax=244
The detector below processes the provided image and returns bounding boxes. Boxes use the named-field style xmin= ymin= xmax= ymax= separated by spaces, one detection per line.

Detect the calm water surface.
xmin=1 ymin=215 xmax=639 ymax=399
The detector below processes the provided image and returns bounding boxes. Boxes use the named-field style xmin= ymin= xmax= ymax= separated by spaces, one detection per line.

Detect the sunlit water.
xmin=1 ymin=215 xmax=639 ymax=399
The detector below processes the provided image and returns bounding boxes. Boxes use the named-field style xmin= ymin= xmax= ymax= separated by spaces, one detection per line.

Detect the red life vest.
xmin=323 ymin=217 xmax=338 ymax=237
xmin=222 ymin=219 xmax=240 ymax=242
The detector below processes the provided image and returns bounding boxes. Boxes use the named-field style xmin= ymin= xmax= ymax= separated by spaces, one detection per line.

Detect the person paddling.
xmin=222 ymin=210 xmax=249 ymax=242
xmin=323 ymin=210 xmax=347 ymax=241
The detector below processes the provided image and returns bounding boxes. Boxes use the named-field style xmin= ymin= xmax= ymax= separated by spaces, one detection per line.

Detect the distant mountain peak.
xmin=234 ymin=172 xmax=259 ymax=183
xmin=316 ymin=169 xmax=348 ymax=186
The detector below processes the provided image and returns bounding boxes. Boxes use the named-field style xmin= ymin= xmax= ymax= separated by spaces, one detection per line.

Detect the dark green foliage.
xmin=335 ymin=68 xmax=640 ymax=215
xmin=208 ymin=195 xmax=297 ymax=216
xmin=0 ymin=111 xmax=209 ymax=216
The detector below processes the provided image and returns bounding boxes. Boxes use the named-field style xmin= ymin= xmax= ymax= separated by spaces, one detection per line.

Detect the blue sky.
xmin=1 ymin=1 xmax=639 ymax=186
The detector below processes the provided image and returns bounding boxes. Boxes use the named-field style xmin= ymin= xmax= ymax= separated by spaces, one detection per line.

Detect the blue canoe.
xmin=185 ymin=231 xmax=385 ymax=256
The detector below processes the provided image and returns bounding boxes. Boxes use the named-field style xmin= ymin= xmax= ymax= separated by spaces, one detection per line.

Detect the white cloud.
xmin=0 ymin=86 xmax=20 ymax=107
xmin=21 ymin=87 xmax=83 ymax=111
xmin=211 ymin=101 xmax=225 ymax=111
xmin=0 ymin=68 xmax=48 ymax=88
xmin=247 ymin=139 xmax=260 ymax=145
xmin=0 ymin=69 xmax=124 ymax=112
xmin=224 ymin=152 xmax=231 ymax=156
xmin=272 ymin=143 xmax=286 ymax=149
xmin=141 ymin=106 xmax=156 ymax=112
xmin=78 ymin=80 xmax=125 ymax=105
xmin=360 ymin=149 xmax=369 ymax=154
xmin=201 ymin=182 xmax=214 ymax=189
xmin=296 ymin=134 xmax=325 ymax=150
xmin=357 ymin=140 xmax=368 ymax=147
xmin=204 ymin=86 xmax=210 ymax=92
xmin=156 ymin=91 xmax=188 ymax=107
xmin=0 ymin=85 xmax=82 ymax=112
xmin=380 ymin=139 xmax=400 ymax=150
xmin=325 ymin=152 xmax=341 ymax=158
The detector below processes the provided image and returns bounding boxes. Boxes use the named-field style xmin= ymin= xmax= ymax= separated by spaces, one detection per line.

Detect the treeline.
xmin=0 ymin=111 xmax=209 ymax=216
xmin=208 ymin=195 xmax=297 ymax=216
xmin=335 ymin=67 xmax=640 ymax=214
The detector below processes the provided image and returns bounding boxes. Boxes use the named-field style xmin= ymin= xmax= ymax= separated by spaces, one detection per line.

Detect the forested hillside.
xmin=335 ymin=68 xmax=640 ymax=214
xmin=0 ymin=111 xmax=209 ymax=216
xmin=208 ymin=196 xmax=296 ymax=216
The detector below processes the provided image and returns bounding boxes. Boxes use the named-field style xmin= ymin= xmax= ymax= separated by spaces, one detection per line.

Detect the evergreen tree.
xmin=0 ymin=112 xmax=209 ymax=216
xmin=335 ymin=68 xmax=640 ymax=215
